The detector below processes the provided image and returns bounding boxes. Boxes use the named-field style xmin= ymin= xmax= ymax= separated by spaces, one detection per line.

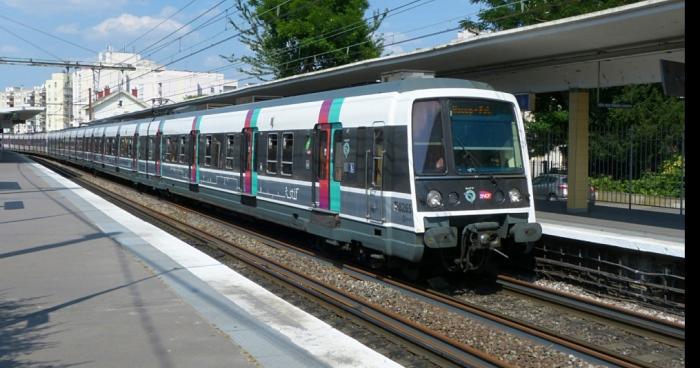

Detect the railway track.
xmin=33 ymin=155 xmax=684 ymax=368
xmin=495 ymin=275 xmax=685 ymax=341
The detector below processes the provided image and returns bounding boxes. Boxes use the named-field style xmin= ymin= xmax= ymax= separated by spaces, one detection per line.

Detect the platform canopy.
xmin=0 ymin=107 xmax=44 ymax=130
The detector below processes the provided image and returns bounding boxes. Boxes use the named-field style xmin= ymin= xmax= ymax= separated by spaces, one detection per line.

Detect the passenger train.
xmin=4 ymin=78 xmax=542 ymax=273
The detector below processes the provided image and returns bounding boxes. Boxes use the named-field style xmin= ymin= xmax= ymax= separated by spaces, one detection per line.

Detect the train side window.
xmin=281 ymin=133 xmax=293 ymax=176
xmin=211 ymin=135 xmax=221 ymax=168
xmin=204 ymin=136 xmax=212 ymax=167
xmin=165 ymin=137 xmax=172 ymax=162
xmin=111 ymin=137 xmax=117 ymax=156
xmin=178 ymin=135 xmax=187 ymax=164
xmin=171 ymin=137 xmax=178 ymax=162
xmin=225 ymin=134 xmax=235 ymax=169
xmin=372 ymin=128 xmax=384 ymax=187
xmin=333 ymin=130 xmax=343 ymax=181
xmin=122 ymin=137 xmax=127 ymax=157
xmin=267 ymin=133 xmax=278 ymax=174
xmin=138 ymin=136 xmax=146 ymax=160
xmin=148 ymin=137 xmax=155 ymax=160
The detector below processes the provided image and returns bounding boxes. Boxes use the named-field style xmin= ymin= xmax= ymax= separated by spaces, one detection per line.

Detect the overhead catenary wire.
xmin=0 ymin=14 xmax=97 ymax=55
xmin=124 ymin=0 xmax=200 ymax=50
xmin=0 ymin=24 xmax=65 ymax=62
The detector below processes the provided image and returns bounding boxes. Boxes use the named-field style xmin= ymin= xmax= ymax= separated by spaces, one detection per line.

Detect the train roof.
xmin=51 ymin=78 xmax=495 ymax=132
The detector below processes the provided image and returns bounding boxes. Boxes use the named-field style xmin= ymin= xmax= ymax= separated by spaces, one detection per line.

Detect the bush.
xmin=590 ymin=155 xmax=683 ymax=197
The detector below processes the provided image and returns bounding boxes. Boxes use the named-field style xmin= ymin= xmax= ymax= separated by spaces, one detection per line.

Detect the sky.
xmin=0 ymin=0 xmax=483 ymax=91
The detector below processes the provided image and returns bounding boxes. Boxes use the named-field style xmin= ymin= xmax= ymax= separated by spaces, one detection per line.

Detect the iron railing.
xmin=527 ymin=125 xmax=685 ymax=214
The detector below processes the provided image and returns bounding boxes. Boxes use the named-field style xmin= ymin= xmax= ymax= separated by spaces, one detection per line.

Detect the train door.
xmin=312 ymin=123 xmax=342 ymax=212
xmin=241 ymin=127 xmax=258 ymax=201
xmin=366 ymin=122 xmax=385 ymax=223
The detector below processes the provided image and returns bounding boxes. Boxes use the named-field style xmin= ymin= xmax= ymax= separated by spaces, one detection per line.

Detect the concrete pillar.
xmin=567 ymin=89 xmax=589 ymax=213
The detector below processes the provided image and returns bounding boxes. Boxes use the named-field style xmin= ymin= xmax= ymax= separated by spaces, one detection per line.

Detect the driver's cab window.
xmin=412 ymin=100 xmax=446 ymax=175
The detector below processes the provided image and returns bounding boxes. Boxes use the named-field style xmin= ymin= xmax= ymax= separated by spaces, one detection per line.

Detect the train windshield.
xmin=449 ymin=99 xmax=523 ymax=175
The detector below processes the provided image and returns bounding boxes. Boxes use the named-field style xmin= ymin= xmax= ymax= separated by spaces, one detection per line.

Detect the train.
xmin=3 ymin=77 xmax=542 ymax=273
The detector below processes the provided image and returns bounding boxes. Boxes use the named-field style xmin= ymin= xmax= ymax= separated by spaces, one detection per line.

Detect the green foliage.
xmin=526 ymin=93 xmax=568 ymax=157
xmin=226 ymin=0 xmax=386 ymax=80
xmin=461 ymin=0 xmax=640 ymax=32
xmin=591 ymin=155 xmax=684 ymax=197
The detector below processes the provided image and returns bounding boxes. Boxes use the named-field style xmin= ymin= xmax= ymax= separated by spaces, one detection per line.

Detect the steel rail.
xmin=496 ymin=275 xmax=685 ymax=341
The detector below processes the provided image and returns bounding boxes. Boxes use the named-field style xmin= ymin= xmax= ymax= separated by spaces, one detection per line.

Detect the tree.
xmin=460 ymin=0 xmax=640 ymax=32
xmin=225 ymin=0 xmax=386 ymax=80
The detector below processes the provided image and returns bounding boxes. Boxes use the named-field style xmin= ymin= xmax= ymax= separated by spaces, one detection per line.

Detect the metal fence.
xmin=527 ymin=125 xmax=685 ymax=213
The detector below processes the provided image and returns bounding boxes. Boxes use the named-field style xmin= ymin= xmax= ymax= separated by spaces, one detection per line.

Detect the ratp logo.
xmin=464 ymin=188 xmax=476 ymax=203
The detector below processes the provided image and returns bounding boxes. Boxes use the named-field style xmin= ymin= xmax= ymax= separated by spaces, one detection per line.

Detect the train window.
xmin=333 ymin=130 xmax=343 ymax=181
xmin=225 ymin=135 xmax=235 ymax=169
xmin=372 ymin=128 xmax=384 ymax=187
xmin=148 ymin=137 xmax=155 ymax=160
xmin=211 ymin=135 xmax=221 ymax=168
xmin=165 ymin=137 xmax=172 ymax=162
xmin=317 ymin=130 xmax=329 ymax=180
xmin=412 ymin=100 xmax=446 ymax=175
xmin=120 ymin=137 xmax=127 ymax=157
xmin=178 ymin=136 xmax=187 ymax=164
xmin=448 ymin=99 xmax=523 ymax=174
xmin=267 ymin=133 xmax=278 ymax=174
xmin=204 ymin=136 xmax=212 ymax=167
xmin=111 ymin=137 xmax=117 ymax=156
xmin=281 ymin=133 xmax=293 ymax=176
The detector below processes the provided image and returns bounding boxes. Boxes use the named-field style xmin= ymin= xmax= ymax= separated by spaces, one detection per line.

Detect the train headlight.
xmin=427 ymin=190 xmax=443 ymax=208
xmin=509 ymin=188 xmax=523 ymax=203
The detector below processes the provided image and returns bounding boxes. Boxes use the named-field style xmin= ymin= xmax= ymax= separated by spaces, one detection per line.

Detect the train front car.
xmin=407 ymin=87 xmax=541 ymax=272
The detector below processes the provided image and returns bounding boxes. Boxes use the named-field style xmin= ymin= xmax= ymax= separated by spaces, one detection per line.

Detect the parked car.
xmin=531 ymin=174 xmax=595 ymax=202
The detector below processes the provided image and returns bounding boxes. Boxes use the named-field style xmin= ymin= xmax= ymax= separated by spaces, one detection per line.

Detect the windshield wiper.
xmin=453 ymin=135 xmax=481 ymax=169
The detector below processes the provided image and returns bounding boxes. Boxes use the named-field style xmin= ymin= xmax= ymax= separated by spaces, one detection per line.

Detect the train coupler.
xmin=457 ymin=222 xmax=502 ymax=271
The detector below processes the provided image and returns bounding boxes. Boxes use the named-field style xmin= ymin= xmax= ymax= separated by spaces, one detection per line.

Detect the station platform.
xmin=0 ymin=150 xmax=401 ymax=368
xmin=535 ymin=200 xmax=685 ymax=259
